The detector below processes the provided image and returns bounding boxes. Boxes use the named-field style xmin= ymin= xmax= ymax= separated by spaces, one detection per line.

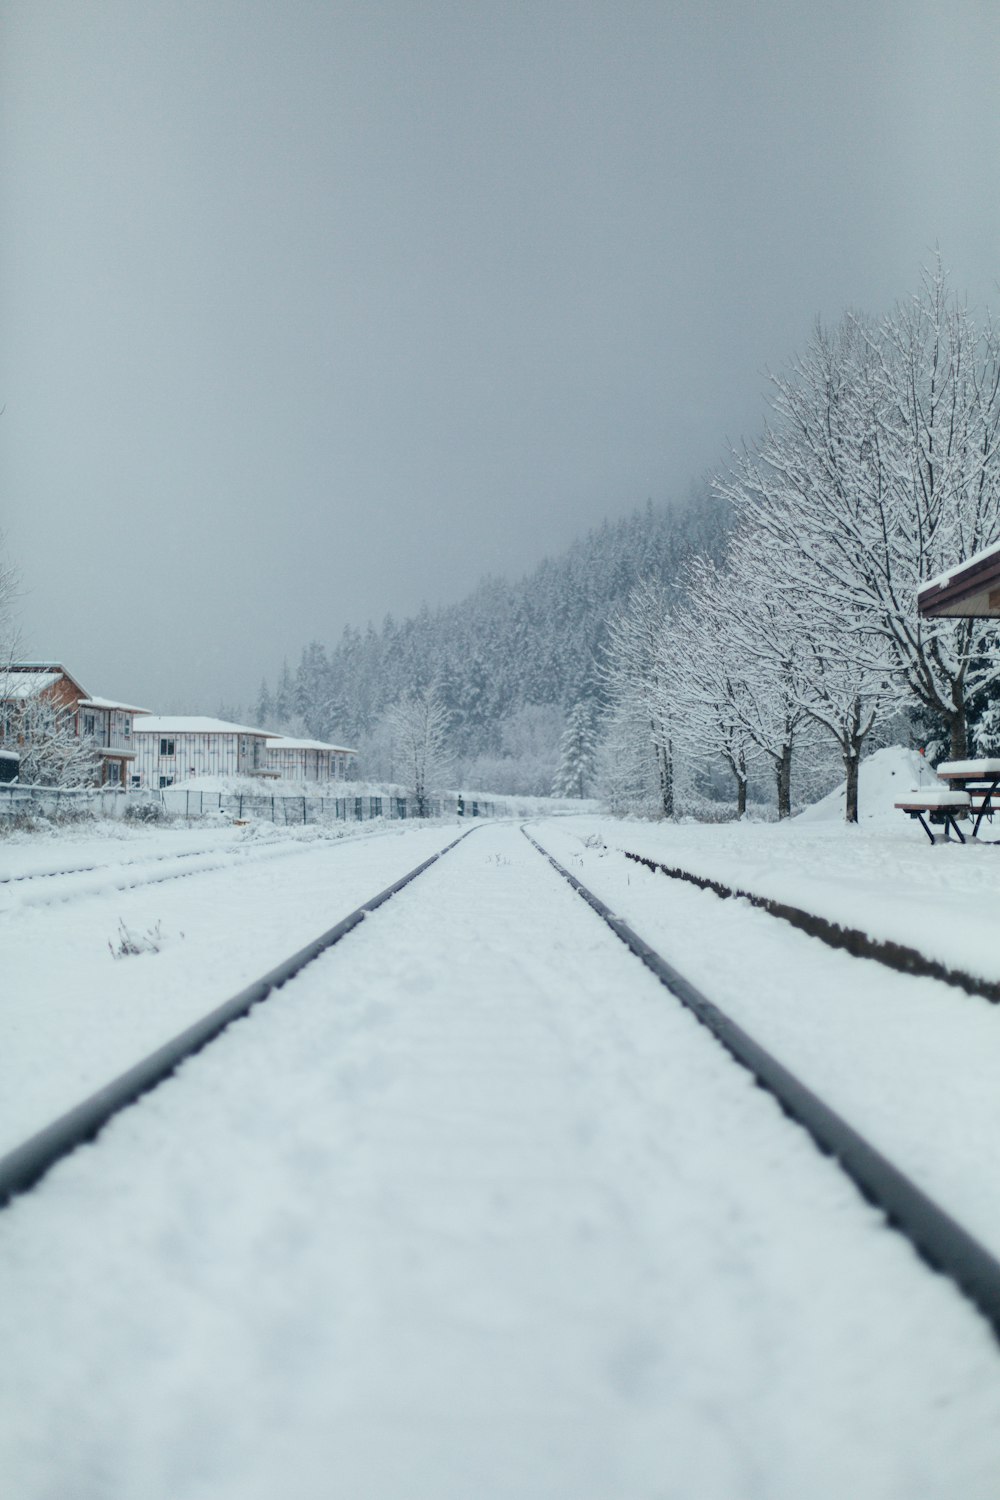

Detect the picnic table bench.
xmin=895 ymin=758 xmax=1000 ymax=843
xmin=935 ymin=759 xmax=1000 ymax=836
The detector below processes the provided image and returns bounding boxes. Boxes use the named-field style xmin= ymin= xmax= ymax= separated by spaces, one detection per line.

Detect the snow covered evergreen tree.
xmin=552 ymin=702 xmax=597 ymax=798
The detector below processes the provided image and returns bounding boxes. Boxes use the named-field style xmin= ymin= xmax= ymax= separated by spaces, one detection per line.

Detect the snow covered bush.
xmin=123 ymin=800 xmax=167 ymax=824
xmin=109 ymin=920 xmax=166 ymax=959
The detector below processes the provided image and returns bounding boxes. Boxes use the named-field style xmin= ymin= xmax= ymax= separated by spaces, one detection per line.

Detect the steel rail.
xmin=0 ymin=831 xmax=401 ymax=917
xmin=618 ymin=845 xmax=1000 ymax=1006
xmin=0 ymin=827 xmax=476 ymax=1210
xmin=0 ymin=836 xmax=334 ymax=897
xmin=524 ymin=827 xmax=1000 ymax=1341
xmin=0 ymin=844 xmax=236 ymax=887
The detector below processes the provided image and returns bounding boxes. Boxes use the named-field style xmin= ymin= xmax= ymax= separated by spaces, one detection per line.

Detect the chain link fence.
xmin=0 ymin=784 xmax=500 ymax=825
xmin=162 ymin=789 xmax=499 ymax=823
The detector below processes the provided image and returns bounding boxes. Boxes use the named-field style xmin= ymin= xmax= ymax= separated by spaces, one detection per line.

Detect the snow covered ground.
xmin=4 ymin=762 xmax=1000 ymax=1496
xmin=0 ymin=817 xmax=466 ymax=1150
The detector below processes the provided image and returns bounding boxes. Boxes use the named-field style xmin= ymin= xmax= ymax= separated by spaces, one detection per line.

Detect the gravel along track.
xmin=2 ymin=824 xmax=1000 ymax=1499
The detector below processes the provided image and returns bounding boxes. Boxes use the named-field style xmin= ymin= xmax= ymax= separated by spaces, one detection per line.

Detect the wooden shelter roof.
xmin=918 ymin=539 xmax=1000 ymax=618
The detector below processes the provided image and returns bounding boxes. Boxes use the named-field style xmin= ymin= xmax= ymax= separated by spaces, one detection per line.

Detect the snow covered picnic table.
xmin=895 ymin=759 xmax=1000 ymax=843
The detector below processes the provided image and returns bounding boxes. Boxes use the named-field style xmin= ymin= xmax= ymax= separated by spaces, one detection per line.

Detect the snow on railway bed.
xmin=3 ymin=822 xmax=1000 ymax=1499
xmin=566 ymin=805 xmax=1000 ymax=987
xmin=0 ymin=820 xmax=468 ymax=1152
xmin=538 ymin=816 xmax=1000 ymax=1258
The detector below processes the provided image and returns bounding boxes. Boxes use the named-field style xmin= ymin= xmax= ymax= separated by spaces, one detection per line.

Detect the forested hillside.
xmin=254 ymin=488 xmax=731 ymax=788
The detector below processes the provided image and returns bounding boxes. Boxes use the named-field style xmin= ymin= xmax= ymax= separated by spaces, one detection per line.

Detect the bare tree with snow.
xmin=677 ymin=546 xmax=815 ymax=819
xmin=661 ymin=585 xmax=758 ymax=818
xmin=719 ymin=261 xmax=1000 ymax=759
xmin=3 ymin=693 xmax=101 ymax=788
xmin=385 ymin=686 xmax=453 ymax=816
xmin=602 ymin=578 xmax=676 ymax=816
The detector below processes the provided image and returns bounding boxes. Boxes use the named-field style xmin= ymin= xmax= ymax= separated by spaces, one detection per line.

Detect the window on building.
xmin=123 ymin=718 xmax=131 ymax=737
xmin=131 ymin=775 xmax=141 ymax=788
xmin=160 ymin=738 xmax=175 ymax=756
xmin=159 ymin=775 xmax=174 ymax=788
xmin=107 ymin=762 xmax=121 ymax=785
xmin=83 ymin=713 xmax=96 ymax=737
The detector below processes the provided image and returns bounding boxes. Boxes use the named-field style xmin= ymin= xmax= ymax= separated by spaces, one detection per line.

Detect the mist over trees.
xmin=256 ymin=489 xmax=732 ymax=792
xmin=604 ymin=262 xmax=1000 ymax=821
xmin=256 ymin=263 xmax=1000 ymax=817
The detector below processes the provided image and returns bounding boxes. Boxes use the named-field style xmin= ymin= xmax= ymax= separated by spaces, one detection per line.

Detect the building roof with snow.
xmin=79 ymin=696 xmax=150 ymax=715
xmin=0 ymin=670 xmax=64 ymax=700
xmin=919 ymin=537 xmax=1000 ymax=618
xmin=265 ymin=736 xmax=357 ymax=754
xmin=132 ymin=716 xmax=273 ymax=738
xmin=0 ymin=662 xmax=94 ymax=700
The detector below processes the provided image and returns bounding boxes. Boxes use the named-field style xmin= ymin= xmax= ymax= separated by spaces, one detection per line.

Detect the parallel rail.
xmin=0 ymin=844 xmax=232 ymax=887
xmin=524 ymin=827 xmax=1000 ymax=1342
xmin=0 ymin=827 xmax=403 ymax=912
xmin=10 ymin=819 xmax=1000 ymax=1347
xmin=619 ymin=846 xmax=1000 ymax=1006
xmin=0 ymin=828 xmax=476 ymax=1209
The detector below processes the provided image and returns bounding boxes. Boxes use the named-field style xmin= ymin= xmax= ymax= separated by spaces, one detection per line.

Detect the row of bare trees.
xmin=604 ymin=262 xmax=1000 ymax=822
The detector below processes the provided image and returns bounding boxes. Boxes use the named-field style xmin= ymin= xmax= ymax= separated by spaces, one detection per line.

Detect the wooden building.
xmin=918 ymin=540 xmax=1000 ymax=618
xmin=0 ymin=663 xmax=147 ymax=786
xmin=131 ymin=716 xmax=276 ymax=787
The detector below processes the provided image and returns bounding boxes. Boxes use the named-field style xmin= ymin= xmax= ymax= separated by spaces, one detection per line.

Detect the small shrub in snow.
xmin=124 ymin=801 xmax=166 ymax=824
xmin=109 ymin=920 xmax=170 ymax=959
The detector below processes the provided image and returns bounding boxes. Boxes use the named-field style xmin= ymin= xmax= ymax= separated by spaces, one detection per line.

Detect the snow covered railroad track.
xmin=8 ymin=821 xmax=1000 ymax=1496
xmin=0 ymin=833 xmax=355 ymax=914
xmin=0 ymin=844 xmax=213 ymax=885
xmin=0 ymin=828 xmax=476 ymax=1209
xmin=525 ymin=828 xmax=1000 ymax=1345
xmin=619 ymin=845 xmax=1000 ymax=1006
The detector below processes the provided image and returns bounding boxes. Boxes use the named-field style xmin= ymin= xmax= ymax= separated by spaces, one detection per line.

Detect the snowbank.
xmin=795 ymin=745 xmax=933 ymax=826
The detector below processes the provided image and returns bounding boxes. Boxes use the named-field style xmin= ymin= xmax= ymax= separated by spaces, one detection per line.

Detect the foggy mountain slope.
xmin=257 ymin=490 xmax=730 ymax=767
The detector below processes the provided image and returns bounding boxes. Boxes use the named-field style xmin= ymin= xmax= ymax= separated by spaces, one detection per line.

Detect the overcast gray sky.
xmin=3 ymin=0 xmax=1000 ymax=712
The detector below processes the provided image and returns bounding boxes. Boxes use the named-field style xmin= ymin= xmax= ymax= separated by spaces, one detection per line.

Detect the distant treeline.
xmin=252 ymin=489 xmax=731 ymax=768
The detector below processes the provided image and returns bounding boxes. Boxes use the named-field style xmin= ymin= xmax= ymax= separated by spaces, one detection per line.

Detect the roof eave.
xmin=918 ymin=554 xmax=1000 ymax=618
